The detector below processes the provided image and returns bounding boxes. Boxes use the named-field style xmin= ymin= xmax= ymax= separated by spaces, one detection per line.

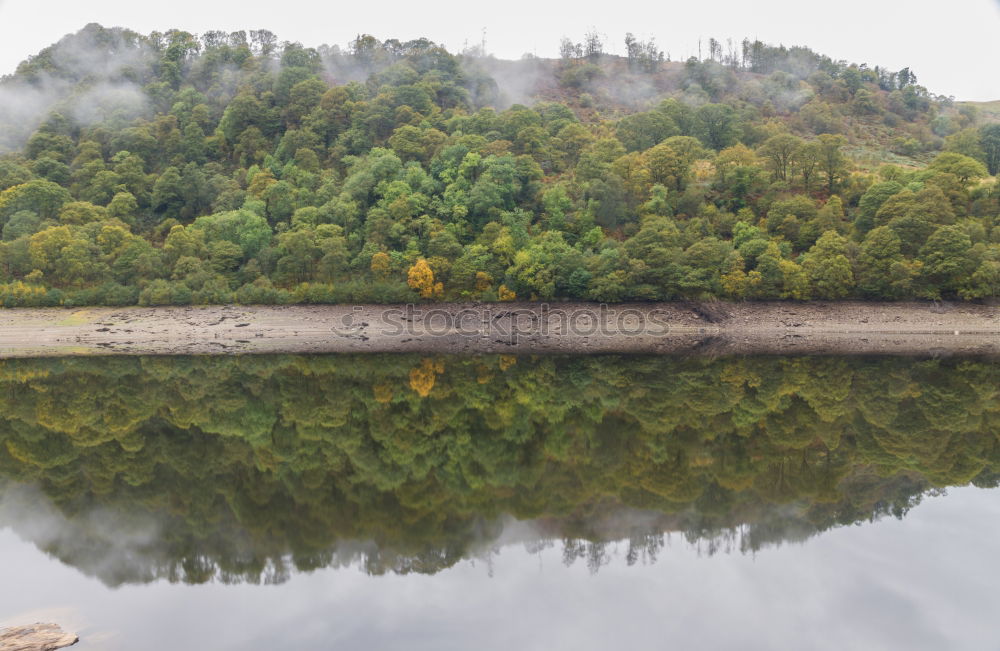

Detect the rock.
xmin=0 ymin=623 xmax=78 ymax=651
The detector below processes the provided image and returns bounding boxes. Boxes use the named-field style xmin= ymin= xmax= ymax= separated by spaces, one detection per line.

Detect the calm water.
xmin=0 ymin=354 xmax=998 ymax=650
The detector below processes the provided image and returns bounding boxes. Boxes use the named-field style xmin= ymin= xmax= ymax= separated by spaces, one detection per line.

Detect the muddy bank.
xmin=0 ymin=301 xmax=996 ymax=358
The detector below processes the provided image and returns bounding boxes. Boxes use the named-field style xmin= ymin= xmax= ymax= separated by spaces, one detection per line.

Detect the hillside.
xmin=966 ymin=100 xmax=1000 ymax=124
xmin=0 ymin=24 xmax=997 ymax=307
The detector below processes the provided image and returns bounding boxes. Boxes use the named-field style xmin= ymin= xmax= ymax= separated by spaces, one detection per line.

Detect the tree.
xmin=795 ymin=142 xmax=822 ymax=193
xmin=856 ymin=226 xmax=916 ymax=298
xmin=583 ymin=31 xmax=603 ymax=61
xmin=0 ymin=25 xmax=994 ymax=306
xmin=151 ymin=167 xmax=186 ymax=220
xmin=927 ymin=152 xmax=988 ymax=184
xmin=107 ymin=192 xmax=139 ymax=225
xmin=977 ymin=124 xmax=1000 ymax=175
xmin=615 ymin=112 xmax=679 ymax=152
xmin=778 ymin=258 xmax=810 ymax=299
xmin=944 ymin=129 xmax=986 ymax=162
xmin=191 ymin=209 xmax=272 ymax=260
xmin=962 ymin=250 xmax=1000 ymax=300
xmin=624 ymin=33 xmax=664 ymax=73
xmin=816 ymin=134 xmax=848 ymax=195
xmin=758 ymin=134 xmax=802 ymax=182
xmin=284 ymin=78 xmax=327 ymax=127
xmin=316 ymin=229 xmax=350 ymax=281
xmin=388 ymin=125 xmax=446 ymax=163
xmin=509 ymin=231 xmax=585 ymax=299
xmin=2 ymin=211 xmax=41 ymax=242
xmin=59 ymin=201 xmax=108 ymax=225
xmin=407 ymin=258 xmax=442 ymax=298
xmin=0 ymin=161 xmax=34 ymax=192
xmin=0 ymin=180 xmax=71 ymax=226
xmin=856 ymin=181 xmax=903 ymax=235
xmin=851 ymin=89 xmax=880 ymax=115
xmin=28 ymin=226 xmax=107 ymax=288
xmin=370 ymin=251 xmax=391 ymax=278
xmin=695 ymin=104 xmax=741 ymax=151
xmin=623 ymin=217 xmax=685 ymax=298
xmin=274 ymin=228 xmax=321 ymax=284
xmin=813 ymin=196 xmax=848 ymax=238
xmin=918 ymin=225 xmax=974 ymax=297
xmin=559 ymin=38 xmax=580 ymax=61
xmin=642 ymin=138 xmax=703 ymax=192
xmin=802 ymin=231 xmax=854 ymax=299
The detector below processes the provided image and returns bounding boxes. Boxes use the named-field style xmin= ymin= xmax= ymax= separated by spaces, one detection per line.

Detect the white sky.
xmin=0 ymin=0 xmax=998 ymax=101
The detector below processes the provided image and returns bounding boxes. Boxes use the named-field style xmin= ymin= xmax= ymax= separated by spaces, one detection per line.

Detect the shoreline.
xmin=0 ymin=301 xmax=996 ymax=358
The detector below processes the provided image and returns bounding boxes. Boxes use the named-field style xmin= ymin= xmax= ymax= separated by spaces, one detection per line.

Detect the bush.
xmin=235 ymin=277 xmax=290 ymax=305
xmin=138 ymin=280 xmax=193 ymax=306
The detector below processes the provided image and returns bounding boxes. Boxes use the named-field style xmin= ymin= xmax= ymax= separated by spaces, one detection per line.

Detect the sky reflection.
xmin=2 ymin=486 xmax=998 ymax=651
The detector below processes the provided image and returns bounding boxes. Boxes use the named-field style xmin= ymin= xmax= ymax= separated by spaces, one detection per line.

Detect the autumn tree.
xmin=407 ymin=258 xmax=443 ymax=298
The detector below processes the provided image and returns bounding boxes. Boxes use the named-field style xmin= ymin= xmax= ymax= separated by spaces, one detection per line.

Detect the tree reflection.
xmin=0 ymin=353 xmax=996 ymax=585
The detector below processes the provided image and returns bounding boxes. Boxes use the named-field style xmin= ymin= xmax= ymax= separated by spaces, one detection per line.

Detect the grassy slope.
xmin=488 ymin=56 xmax=943 ymax=173
xmin=966 ymin=100 xmax=1000 ymax=122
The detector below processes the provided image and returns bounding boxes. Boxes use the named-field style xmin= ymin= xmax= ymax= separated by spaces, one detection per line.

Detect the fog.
xmin=0 ymin=476 xmax=900 ymax=587
xmin=1 ymin=0 xmax=998 ymax=100
xmin=0 ymin=25 xmax=152 ymax=151
xmin=0 ymin=484 xmax=166 ymax=586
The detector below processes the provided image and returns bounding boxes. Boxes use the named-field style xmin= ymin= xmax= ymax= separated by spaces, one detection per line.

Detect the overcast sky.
xmin=0 ymin=0 xmax=998 ymax=100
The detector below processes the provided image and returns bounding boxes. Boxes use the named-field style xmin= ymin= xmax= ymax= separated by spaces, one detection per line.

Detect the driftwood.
xmin=0 ymin=623 xmax=78 ymax=651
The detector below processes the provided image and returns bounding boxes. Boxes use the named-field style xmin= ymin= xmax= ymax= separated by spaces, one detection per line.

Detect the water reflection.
xmin=0 ymin=354 xmax=996 ymax=585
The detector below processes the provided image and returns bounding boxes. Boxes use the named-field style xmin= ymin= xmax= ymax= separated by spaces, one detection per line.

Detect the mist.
xmin=0 ymin=483 xmax=166 ymax=586
xmin=0 ymin=475 xmax=879 ymax=588
xmin=0 ymin=24 xmax=153 ymax=152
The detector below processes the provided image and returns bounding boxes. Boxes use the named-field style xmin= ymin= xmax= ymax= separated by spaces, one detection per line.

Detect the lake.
xmin=0 ymin=354 xmax=998 ymax=650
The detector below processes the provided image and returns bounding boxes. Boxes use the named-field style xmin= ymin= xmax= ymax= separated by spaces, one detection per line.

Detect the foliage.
xmin=0 ymin=25 xmax=996 ymax=304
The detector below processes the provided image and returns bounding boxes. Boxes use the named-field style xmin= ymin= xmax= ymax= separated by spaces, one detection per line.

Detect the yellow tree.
xmin=370 ymin=251 xmax=390 ymax=279
xmin=409 ymin=358 xmax=444 ymax=397
xmin=407 ymin=258 xmax=443 ymax=298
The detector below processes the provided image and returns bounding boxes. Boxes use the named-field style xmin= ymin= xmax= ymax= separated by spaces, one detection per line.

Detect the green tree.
xmin=927 ymin=152 xmax=988 ymax=184
xmin=802 ymin=230 xmax=854 ymax=299
xmin=151 ymin=167 xmax=186 ymax=220
xmin=695 ymin=104 xmax=741 ymax=151
xmin=856 ymin=181 xmax=903 ymax=235
xmin=816 ymin=134 xmax=848 ymax=195
xmin=979 ymin=124 xmax=1000 ymax=175
xmin=856 ymin=226 xmax=917 ymax=298
xmin=758 ymin=134 xmax=802 ymax=182
xmin=918 ymin=225 xmax=974 ymax=297
xmin=0 ymin=180 xmax=72 ymax=226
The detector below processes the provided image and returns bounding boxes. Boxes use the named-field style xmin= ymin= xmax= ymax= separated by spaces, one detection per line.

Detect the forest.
xmin=0 ymin=24 xmax=998 ymax=306
xmin=0 ymin=353 xmax=997 ymax=584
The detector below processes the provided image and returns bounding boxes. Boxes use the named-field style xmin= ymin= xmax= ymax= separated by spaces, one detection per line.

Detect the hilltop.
xmin=0 ymin=24 xmax=997 ymax=307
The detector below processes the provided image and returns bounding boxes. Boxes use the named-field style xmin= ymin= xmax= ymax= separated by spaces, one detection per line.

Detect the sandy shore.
xmin=0 ymin=301 xmax=996 ymax=358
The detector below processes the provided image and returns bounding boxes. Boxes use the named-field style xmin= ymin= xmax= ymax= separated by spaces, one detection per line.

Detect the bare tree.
xmin=584 ymin=31 xmax=603 ymax=61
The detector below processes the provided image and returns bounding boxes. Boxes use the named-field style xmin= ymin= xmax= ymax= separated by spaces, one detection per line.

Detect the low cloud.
xmin=0 ymin=24 xmax=153 ymax=152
